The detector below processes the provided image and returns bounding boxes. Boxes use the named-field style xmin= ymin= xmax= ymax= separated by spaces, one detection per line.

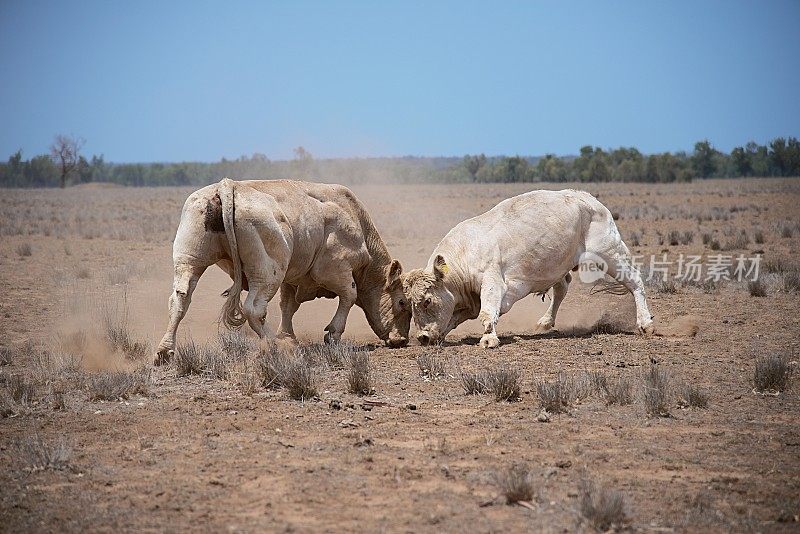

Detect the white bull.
xmin=155 ymin=178 xmax=411 ymax=364
xmin=404 ymin=189 xmax=654 ymax=348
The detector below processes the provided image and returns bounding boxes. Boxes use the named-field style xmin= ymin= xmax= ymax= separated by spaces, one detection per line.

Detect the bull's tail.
xmin=219 ymin=178 xmax=246 ymax=328
xmin=590 ymin=278 xmax=630 ymax=296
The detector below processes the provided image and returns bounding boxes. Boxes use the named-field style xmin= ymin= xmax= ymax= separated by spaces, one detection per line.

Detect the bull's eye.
xmin=398 ymin=299 xmax=406 ymax=308
xmin=423 ymin=297 xmax=432 ymax=308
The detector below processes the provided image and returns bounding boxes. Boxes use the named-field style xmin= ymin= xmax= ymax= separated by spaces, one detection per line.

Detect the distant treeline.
xmin=1 ymin=138 xmax=798 ymax=188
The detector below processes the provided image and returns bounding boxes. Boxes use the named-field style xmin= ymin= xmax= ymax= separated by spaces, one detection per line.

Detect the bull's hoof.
xmin=153 ymin=348 xmax=174 ymax=366
xmin=323 ymin=330 xmax=340 ymax=345
xmin=535 ymin=317 xmax=555 ymax=333
xmin=479 ymin=333 xmax=500 ymax=349
xmin=638 ymin=321 xmax=655 ymax=335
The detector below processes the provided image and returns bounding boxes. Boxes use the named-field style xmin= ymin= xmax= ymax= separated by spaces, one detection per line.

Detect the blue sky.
xmin=1 ymin=1 xmax=798 ymax=162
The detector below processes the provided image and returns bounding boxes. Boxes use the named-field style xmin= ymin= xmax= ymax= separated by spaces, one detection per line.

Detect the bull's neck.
xmin=355 ymin=260 xmax=391 ymax=340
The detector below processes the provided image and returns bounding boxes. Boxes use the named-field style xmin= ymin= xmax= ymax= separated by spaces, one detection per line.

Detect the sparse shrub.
xmin=284 ymin=358 xmax=317 ymax=401
xmin=417 ymin=349 xmax=446 ymax=379
xmin=218 ymin=330 xmax=253 ymax=362
xmin=723 ymin=231 xmax=749 ymax=250
xmin=6 ymin=374 xmax=36 ymax=405
xmin=0 ymin=347 xmax=11 ymax=366
xmin=753 ymin=354 xmax=793 ymax=393
xmin=495 ymin=464 xmax=535 ymax=504
xmin=303 ymin=341 xmax=358 ymax=369
xmin=608 ymin=378 xmax=634 ymax=406
xmin=86 ymin=367 xmax=150 ymax=401
xmin=668 ymin=230 xmax=681 ymax=246
xmin=536 ymin=371 xmax=589 ymax=412
xmin=257 ymin=342 xmax=291 ymax=388
xmin=14 ymin=435 xmax=72 ymax=471
xmin=643 ymin=364 xmax=670 ymax=417
xmin=486 ymin=366 xmax=521 ymax=402
xmin=709 ymin=239 xmax=721 ymax=251
xmin=681 ymin=230 xmax=694 ymax=245
xmin=764 ymin=258 xmax=790 ymax=274
xmin=579 ymin=478 xmax=627 ymax=531
xmin=228 ymin=355 xmax=260 ymax=396
xmin=780 ymin=224 xmax=794 ymax=238
xmin=76 ymin=267 xmax=91 ymax=279
xmin=588 ymin=370 xmax=608 ymax=396
xmin=702 ymin=232 xmax=713 ymax=245
xmin=677 ymin=383 xmax=708 ymax=408
xmin=783 ymin=271 xmax=800 ymax=292
xmin=174 ymin=340 xmax=209 ymax=377
xmin=647 ymin=275 xmax=679 ymax=294
xmin=628 ymin=232 xmax=640 ymax=247
xmin=748 ymin=279 xmax=767 ymax=297
xmin=460 ymin=369 xmax=489 ymax=395
xmin=348 ymin=351 xmax=373 ymax=396
xmin=103 ymin=306 xmax=148 ymax=360
xmin=754 ymin=230 xmax=765 ymax=244
xmin=15 ymin=243 xmax=32 ymax=257
xmin=701 ymin=278 xmax=721 ymax=294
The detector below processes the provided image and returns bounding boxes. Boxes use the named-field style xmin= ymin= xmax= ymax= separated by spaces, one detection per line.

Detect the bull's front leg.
xmin=477 ymin=274 xmax=506 ymax=349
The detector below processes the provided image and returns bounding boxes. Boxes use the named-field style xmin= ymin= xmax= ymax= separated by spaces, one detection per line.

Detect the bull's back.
xmin=438 ymin=189 xmax=604 ymax=280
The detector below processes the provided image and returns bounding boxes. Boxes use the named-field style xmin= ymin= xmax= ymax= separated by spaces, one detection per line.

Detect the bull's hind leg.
xmin=535 ymin=274 xmax=571 ymax=332
xmin=242 ymin=280 xmax=281 ymax=338
xmin=155 ymin=262 xmax=207 ymax=365
xmin=589 ymin=239 xmax=654 ymax=334
xmin=277 ymin=283 xmax=301 ymax=339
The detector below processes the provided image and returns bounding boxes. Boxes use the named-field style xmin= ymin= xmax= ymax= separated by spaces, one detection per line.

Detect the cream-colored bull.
xmin=404 ymin=189 xmax=653 ymax=348
xmin=155 ymin=178 xmax=410 ymax=364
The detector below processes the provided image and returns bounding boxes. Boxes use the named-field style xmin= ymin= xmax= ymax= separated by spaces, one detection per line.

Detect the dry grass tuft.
xmin=605 ymin=376 xmax=634 ymax=405
xmin=257 ymin=342 xmax=291 ymax=388
xmin=536 ymin=371 xmax=591 ymax=412
xmin=174 ymin=340 xmax=209 ymax=377
xmin=14 ymin=435 xmax=72 ymax=471
xmin=460 ymin=369 xmax=489 ymax=395
xmin=748 ymin=279 xmax=767 ymax=297
xmin=0 ymin=346 xmax=12 ymax=366
xmin=5 ymin=374 xmax=37 ymax=405
xmin=579 ymin=478 xmax=627 ymax=531
xmin=753 ymin=354 xmax=793 ymax=393
xmin=487 ymin=366 xmax=522 ymax=402
xmin=495 ymin=464 xmax=536 ymax=504
xmin=86 ymin=367 xmax=150 ymax=401
xmin=304 ymin=341 xmax=360 ymax=369
xmin=416 ymin=349 xmax=447 ymax=379
xmin=348 ymin=350 xmax=374 ymax=396
xmin=643 ymin=364 xmax=671 ymax=417
xmin=103 ymin=305 xmax=148 ymax=360
xmin=284 ymin=358 xmax=317 ymax=401
xmin=677 ymin=382 xmax=709 ymax=408
xmin=783 ymin=271 xmax=800 ymax=292
xmin=218 ymin=330 xmax=254 ymax=362
xmin=15 ymin=243 xmax=33 ymax=257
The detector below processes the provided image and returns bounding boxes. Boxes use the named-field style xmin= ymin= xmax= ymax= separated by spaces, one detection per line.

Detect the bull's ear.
xmin=433 ymin=254 xmax=449 ymax=281
xmin=386 ymin=259 xmax=403 ymax=289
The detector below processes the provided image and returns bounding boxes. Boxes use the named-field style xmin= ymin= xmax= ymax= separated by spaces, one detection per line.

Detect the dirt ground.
xmin=1 ymin=178 xmax=799 ymax=532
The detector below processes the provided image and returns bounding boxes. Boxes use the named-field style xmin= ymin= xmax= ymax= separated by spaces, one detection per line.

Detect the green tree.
xmin=692 ymin=140 xmax=718 ymax=178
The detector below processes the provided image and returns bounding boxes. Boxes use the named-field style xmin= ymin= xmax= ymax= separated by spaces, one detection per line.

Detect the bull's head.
xmin=404 ymin=255 xmax=455 ymax=345
xmin=378 ymin=259 xmax=412 ymax=347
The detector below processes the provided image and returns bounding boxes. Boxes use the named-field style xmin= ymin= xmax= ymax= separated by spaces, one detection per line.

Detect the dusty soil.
xmin=1 ymin=179 xmax=799 ymax=532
